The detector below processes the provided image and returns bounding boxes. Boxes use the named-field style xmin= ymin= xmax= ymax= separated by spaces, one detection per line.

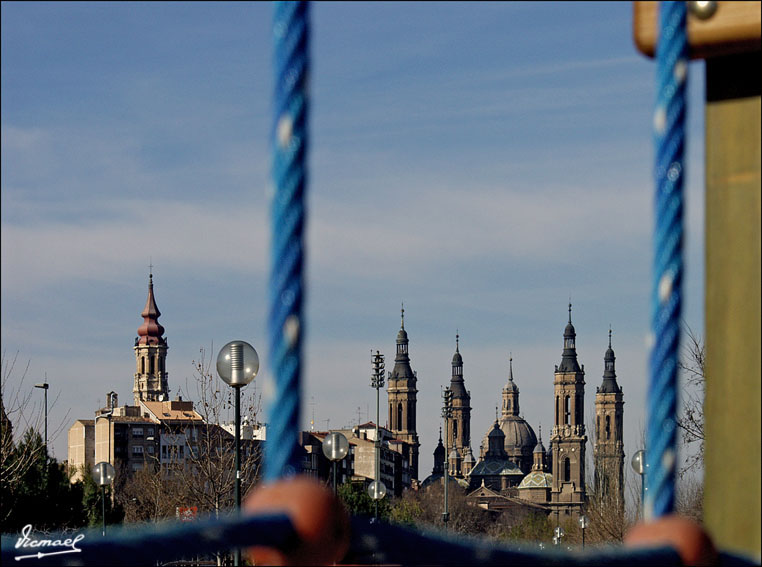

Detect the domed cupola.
xmin=599 ymin=328 xmax=620 ymax=394
xmin=558 ymin=302 xmax=581 ymax=373
xmin=137 ymin=273 xmax=165 ymax=345
xmin=486 ymin=420 xmax=506 ymax=458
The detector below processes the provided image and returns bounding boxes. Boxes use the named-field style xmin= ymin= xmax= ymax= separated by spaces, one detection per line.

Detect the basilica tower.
xmin=133 ymin=272 xmax=169 ymax=405
xmin=447 ymin=333 xmax=472 ymax=478
xmin=387 ymin=306 xmax=420 ymax=480
xmin=550 ymin=304 xmax=587 ymax=519
xmin=594 ymin=329 xmax=625 ymax=511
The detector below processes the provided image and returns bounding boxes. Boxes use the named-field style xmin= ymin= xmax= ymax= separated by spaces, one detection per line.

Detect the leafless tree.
xmin=676 ymin=326 xmax=705 ymax=477
xmin=118 ymin=347 xmax=262 ymax=525
xmin=1 ymin=352 xmax=48 ymax=524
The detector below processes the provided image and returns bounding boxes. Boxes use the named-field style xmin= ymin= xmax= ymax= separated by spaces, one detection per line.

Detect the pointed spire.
xmin=137 ymin=270 xmax=164 ymax=345
xmin=455 ymin=330 xmax=460 ymax=353
xmin=401 ymin=302 xmax=405 ymax=329
xmin=600 ymin=327 xmax=620 ymax=393
xmin=558 ymin=303 xmax=581 ymax=372
xmin=509 ymin=354 xmax=514 ymax=382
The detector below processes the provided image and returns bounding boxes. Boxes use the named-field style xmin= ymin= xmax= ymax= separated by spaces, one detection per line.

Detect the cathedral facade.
xmin=420 ymin=305 xmax=626 ymax=520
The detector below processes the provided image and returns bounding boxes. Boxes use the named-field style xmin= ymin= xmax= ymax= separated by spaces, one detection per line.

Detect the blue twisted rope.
xmin=646 ymin=0 xmax=687 ymax=521
xmin=266 ymin=0 xmax=310 ymax=482
xmin=4 ymin=515 xmax=758 ymax=566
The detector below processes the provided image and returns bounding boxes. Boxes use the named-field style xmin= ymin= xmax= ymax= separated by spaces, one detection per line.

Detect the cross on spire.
xmin=609 ymin=326 xmax=613 ymax=348
xmin=568 ymin=300 xmax=572 ymax=323
xmin=456 ymin=330 xmax=459 ymax=352
xmin=401 ymin=302 xmax=405 ymax=329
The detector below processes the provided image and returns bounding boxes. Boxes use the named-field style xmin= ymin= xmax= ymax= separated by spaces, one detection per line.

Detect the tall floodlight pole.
xmin=631 ymin=449 xmax=646 ymax=520
xmin=34 ymin=381 xmax=49 ymax=484
xmin=217 ymin=341 xmax=259 ymax=567
xmin=371 ymin=350 xmax=385 ymax=520
xmin=441 ymin=386 xmax=453 ymax=529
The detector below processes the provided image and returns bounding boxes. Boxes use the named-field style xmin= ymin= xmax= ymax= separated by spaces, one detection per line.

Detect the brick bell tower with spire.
xmin=133 ymin=271 xmax=169 ymax=405
xmin=387 ymin=304 xmax=420 ymax=481
xmin=594 ymin=328 xmax=625 ymax=512
xmin=550 ymin=303 xmax=587 ymax=519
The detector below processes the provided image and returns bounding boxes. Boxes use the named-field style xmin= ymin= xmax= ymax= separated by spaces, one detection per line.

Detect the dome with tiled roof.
xmin=518 ymin=470 xmax=553 ymax=489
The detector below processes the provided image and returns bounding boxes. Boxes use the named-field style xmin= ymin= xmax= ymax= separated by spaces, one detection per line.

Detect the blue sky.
xmin=2 ymin=2 xmax=705 ymax=499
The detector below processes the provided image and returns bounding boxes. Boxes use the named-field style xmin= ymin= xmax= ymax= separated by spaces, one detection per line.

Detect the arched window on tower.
xmin=389 ymin=403 xmax=393 ymax=429
xmin=564 ymin=457 xmax=571 ymax=482
xmin=576 ymin=395 xmax=583 ymax=424
xmin=141 ymin=357 xmax=145 ymax=374
xmin=452 ymin=419 xmax=458 ymax=443
xmin=397 ymin=403 xmax=403 ymax=432
xmin=597 ymin=415 xmax=600 ymax=441
xmin=507 ymin=399 xmax=512 ymax=412
xmin=605 ymin=415 xmax=611 ymax=440
xmin=408 ymin=405 xmax=414 ymax=430
xmin=150 ymin=356 xmax=154 ymax=375
xmin=564 ymin=396 xmax=570 ymax=425
xmin=556 ymin=396 xmax=560 ymax=425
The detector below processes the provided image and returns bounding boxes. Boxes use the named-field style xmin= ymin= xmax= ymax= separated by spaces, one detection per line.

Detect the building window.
xmin=162 ymin=445 xmax=167 ymax=458
xmin=397 ymin=403 xmax=403 ymax=432
xmin=564 ymin=396 xmax=570 ymax=425
xmin=452 ymin=419 xmax=458 ymax=442
xmin=605 ymin=415 xmax=611 ymax=440
xmin=147 ymin=427 xmax=154 ymax=436
xmin=555 ymin=396 xmax=560 ymax=425
xmin=132 ymin=463 xmax=142 ymax=472
xmin=133 ymin=446 xmax=144 ymax=456
xmin=564 ymin=458 xmax=571 ymax=482
xmin=141 ymin=357 xmax=145 ymax=374
xmin=147 ymin=445 xmax=155 ymax=454
xmin=133 ymin=428 xmax=143 ymax=438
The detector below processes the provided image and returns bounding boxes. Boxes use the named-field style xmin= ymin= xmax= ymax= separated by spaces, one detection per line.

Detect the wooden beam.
xmin=633 ymin=1 xmax=761 ymax=59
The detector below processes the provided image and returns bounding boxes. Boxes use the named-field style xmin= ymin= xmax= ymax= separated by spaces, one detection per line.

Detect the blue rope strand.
xmin=646 ymin=0 xmax=687 ymax=521
xmin=265 ymin=0 xmax=310 ymax=482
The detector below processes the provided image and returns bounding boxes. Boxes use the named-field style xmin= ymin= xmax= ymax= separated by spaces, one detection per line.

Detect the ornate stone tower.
xmin=594 ymin=329 xmax=625 ymax=511
xmin=133 ymin=272 xmax=169 ymax=405
xmin=502 ymin=356 xmax=520 ymax=418
xmin=387 ymin=306 xmax=420 ymax=480
xmin=550 ymin=304 xmax=587 ymax=519
xmin=447 ymin=333 xmax=472 ymax=478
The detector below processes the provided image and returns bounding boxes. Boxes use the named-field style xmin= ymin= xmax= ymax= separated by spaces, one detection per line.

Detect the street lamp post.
xmin=217 ymin=340 xmax=259 ymax=567
xmin=553 ymin=525 xmax=565 ymax=547
xmin=34 ymin=382 xmax=49 ymax=451
xmin=92 ymin=461 xmax=115 ymax=537
xmin=322 ymin=431 xmax=349 ymax=494
xmin=441 ymin=386 xmax=453 ymax=529
xmin=371 ymin=350 xmax=385 ymax=520
xmin=578 ymin=514 xmax=588 ymax=548
xmin=631 ymin=449 xmax=646 ymax=520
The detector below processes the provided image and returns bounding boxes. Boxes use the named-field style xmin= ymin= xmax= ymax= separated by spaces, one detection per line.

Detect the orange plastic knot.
xmin=244 ymin=476 xmax=351 ymax=566
xmin=625 ymin=515 xmax=718 ymax=566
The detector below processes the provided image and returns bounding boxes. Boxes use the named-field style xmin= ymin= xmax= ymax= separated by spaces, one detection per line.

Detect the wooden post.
xmin=634 ymin=2 xmax=761 ymax=558
xmin=703 ymin=50 xmax=760 ymax=558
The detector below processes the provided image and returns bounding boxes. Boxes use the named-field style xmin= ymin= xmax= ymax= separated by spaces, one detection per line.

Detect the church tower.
xmin=447 ymin=333 xmax=472 ymax=478
xmin=387 ymin=305 xmax=420 ymax=480
xmin=133 ymin=272 xmax=169 ymax=405
xmin=594 ymin=329 xmax=625 ymax=511
xmin=550 ymin=304 xmax=587 ymax=519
